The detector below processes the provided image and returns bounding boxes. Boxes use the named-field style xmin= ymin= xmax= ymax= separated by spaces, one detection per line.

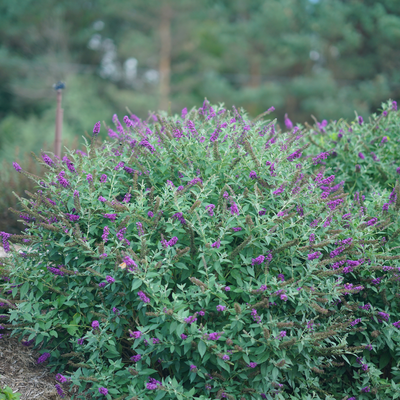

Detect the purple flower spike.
xmin=93 ymin=121 xmax=101 ymax=135
xmin=37 ymin=352 xmax=51 ymax=364
xmin=249 ymin=171 xmax=257 ymax=179
xmin=55 ymin=384 xmax=65 ymax=398
xmin=13 ymin=162 xmax=22 ymax=172
xmin=98 ymin=387 xmax=108 ymax=395
xmin=284 ymin=113 xmax=293 ymax=130
xmin=138 ymin=291 xmax=150 ymax=303
xmin=42 ymin=153 xmax=54 ymax=166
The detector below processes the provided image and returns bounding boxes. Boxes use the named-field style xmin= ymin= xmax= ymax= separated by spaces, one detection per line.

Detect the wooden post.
xmin=158 ymin=3 xmax=172 ymax=112
xmin=53 ymin=81 xmax=65 ymax=158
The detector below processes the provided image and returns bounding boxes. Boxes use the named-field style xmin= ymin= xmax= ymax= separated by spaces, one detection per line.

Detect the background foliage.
xmin=0 ymin=0 xmax=399 ymax=165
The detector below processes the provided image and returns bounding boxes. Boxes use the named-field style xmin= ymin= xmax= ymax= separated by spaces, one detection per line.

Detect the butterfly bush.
xmin=303 ymin=99 xmax=400 ymax=194
xmin=1 ymin=101 xmax=400 ymax=400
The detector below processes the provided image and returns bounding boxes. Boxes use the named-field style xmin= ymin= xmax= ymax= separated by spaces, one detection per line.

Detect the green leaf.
xmin=19 ymin=282 xmax=29 ymax=299
xmin=379 ymin=352 xmax=392 ymax=369
xmin=65 ymin=325 xmax=79 ymax=336
xmin=169 ymin=321 xmax=177 ymax=334
xmin=198 ymin=340 xmax=207 ymax=358
xmin=139 ymin=368 xmax=157 ymax=375
xmin=131 ymin=279 xmax=142 ymax=290
xmin=154 ymin=391 xmax=167 ymax=400
xmin=217 ymin=357 xmax=230 ymax=372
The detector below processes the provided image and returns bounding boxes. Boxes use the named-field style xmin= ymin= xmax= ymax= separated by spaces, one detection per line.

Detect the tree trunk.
xmin=158 ymin=4 xmax=172 ymax=112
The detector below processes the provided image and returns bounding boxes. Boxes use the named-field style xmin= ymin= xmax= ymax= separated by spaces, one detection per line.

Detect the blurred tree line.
xmin=0 ymin=0 xmax=399 ymax=164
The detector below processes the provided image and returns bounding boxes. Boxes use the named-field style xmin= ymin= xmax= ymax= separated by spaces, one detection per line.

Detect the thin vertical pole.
xmin=54 ymin=89 xmax=63 ymax=158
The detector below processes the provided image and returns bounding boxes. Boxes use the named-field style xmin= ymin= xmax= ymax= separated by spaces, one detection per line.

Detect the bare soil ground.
xmin=0 ymin=245 xmax=73 ymax=399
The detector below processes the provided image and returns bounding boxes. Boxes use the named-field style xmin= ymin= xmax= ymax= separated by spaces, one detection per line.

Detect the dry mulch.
xmin=1 ymin=245 xmax=74 ymax=399
xmin=0 ymin=334 xmax=72 ymax=400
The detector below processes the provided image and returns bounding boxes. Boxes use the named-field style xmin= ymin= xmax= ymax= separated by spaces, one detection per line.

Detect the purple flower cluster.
xmin=184 ymin=314 xmax=198 ymax=324
xmin=327 ymin=198 xmax=343 ymax=210
xmin=287 ymin=149 xmax=302 ymax=162
xmin=161 ymin=236 xmax=178 ymax=248
xmin=136 ymin=222 xmax=144 ymax=236
xmin=252 ymin=255 xmax=265 ymax=265
xmin=205 ymin=204 xmax=215 ymax=216
xmin=146 ymin=377 xmax=162 ymax=390
xmin=93 ymin=121 xmax=101 ymax=135
xmin=102 ymin=226 xmax=110 ymax=242
xmin=211 ymin=240 xmax=221 ymax=248
xmin=273 ymin=184 xmax=286 ymax=196
xmin=55 ymin=384 xmax=65 ymax=398
xmin=13 ymin=162 xmax=22 ymax=172
xmin=308 ymin=251 xmax=321 ymax=260
xmin=130 ymin=354 xmax=142 ymax=363
xmin=55 ymin=374 xmax=69 ymax=383
xmin=251 ymin=309 xmax=261 ymax=324
xmin=57 ymin=171 xmax=70 ymax=188
xmin=37 ymin=352 xmax=51 ymax=364
xmin=104 ymin=213 xmax=117 ymax=221
xmin=312 ymin=152 xmax=330 ymax=165
xmin=249 ymin=170 xmax=257 ymax=179
xmin=172 ymin=212 xmax=186 ymax=225
xmin=207 ymin=332 xmax=222 ymax=341
xmin=138 ymin=291 xmax=150 ymax=303
xmin=114 ymin=161 xmax=125 ymax=170
xmin=330 ymin=246 xmax=345 ymax=258
xmin=130 ymin=331 xmax=142 ymax=339
xmin=42 ymin=153 xmax=54 ymax=166
xmin=123 ymin=256 xmax=138 ymax=271
xmin=65 ymin=213 xmax=80 ymax=222
xmin=140 ymin=139 xmax=156 ymax=153
xmin=377 ymin=311 xmax=389 ymax=322
xmin=47 ymin=266 xmax=65 ymax=276
xmin=0 ymin=232 xmax=11 ymax=253
xmin=63 ymin=156 xmax=76 ymax=173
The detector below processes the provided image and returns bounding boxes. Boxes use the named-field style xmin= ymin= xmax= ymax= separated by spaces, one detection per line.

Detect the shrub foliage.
xmin=303 ymin=100 xmax=399 ymax=194
xmin=1 ymin=102 xmax=400 ymax=399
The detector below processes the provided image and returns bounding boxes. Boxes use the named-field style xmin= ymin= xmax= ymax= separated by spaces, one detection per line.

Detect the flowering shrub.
xmin=303 ymin=100 xmax=399 ymax=194
xmin=1 ymin=101 xmax=400 ymax=399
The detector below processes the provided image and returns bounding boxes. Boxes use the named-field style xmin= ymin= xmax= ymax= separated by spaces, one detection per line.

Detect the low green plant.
xmin=301 ymin=99 xmax=399 ymax=194
xmin=0 ymin=386 xmax=21 ymax=400
xmin=1 ymin=102 xmax=400 ymax=399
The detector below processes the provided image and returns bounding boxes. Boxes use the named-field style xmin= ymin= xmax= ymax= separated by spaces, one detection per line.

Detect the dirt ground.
xmin=0 ymin=245 xmax=72 ymax=399
xmin=0 ymin=334 xmax=72 ymax=400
